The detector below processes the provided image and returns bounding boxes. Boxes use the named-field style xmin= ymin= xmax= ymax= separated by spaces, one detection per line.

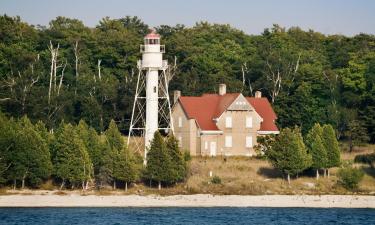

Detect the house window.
xmin=246 ymin=136 xmax=253 ymax=148
xmin=225 ymin=136 xmax=232 ymax=148
xmin=178 ymin=116 xmax=182 ymax=128
xmin=204 ymin=141 xmax=208 ymax=150
xmin=225 ymin=116 xmax=232 ymax=128
xmin=246 ymin=116 xmax=253 ymax=128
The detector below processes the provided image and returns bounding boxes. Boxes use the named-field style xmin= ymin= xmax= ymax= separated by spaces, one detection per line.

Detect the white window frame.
xmin=246 ymin=116 xmax=253 ymax=128
xmin=246 ymin=136 xmax=253 ymax=148
xmin=225 ymin=136 xmax=232 ymax=148
xmin=178 ymin=116 xmax=182 ymax=128
xmin=225 ymin=116 xmax=232 ymax=128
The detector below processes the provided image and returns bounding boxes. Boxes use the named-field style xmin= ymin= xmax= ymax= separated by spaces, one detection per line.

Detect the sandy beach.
xmin=0 ymin=193 xmax=374 ymax=208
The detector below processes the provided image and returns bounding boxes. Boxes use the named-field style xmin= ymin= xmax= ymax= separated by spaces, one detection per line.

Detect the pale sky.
xmin=1 ymin=0 xmax=374 ymax=36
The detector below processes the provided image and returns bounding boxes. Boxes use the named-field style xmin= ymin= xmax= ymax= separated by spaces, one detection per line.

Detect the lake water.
xmin=0 ymin=207 xmax=374 ymax=224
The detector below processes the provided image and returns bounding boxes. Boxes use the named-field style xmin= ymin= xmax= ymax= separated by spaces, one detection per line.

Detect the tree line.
xmin=0 ymin=15 xmax=374 ymax=145
xmin=0 ymin=112 xmax=188 ymax=190
xmin=257 ymin=124 xmax=341 ymax=184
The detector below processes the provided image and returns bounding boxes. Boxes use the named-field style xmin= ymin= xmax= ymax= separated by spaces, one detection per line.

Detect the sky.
xmin=0 ymin=0 xmax=374 ymax=36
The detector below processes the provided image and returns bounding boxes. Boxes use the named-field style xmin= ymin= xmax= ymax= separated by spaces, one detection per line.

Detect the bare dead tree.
xmin=166 ymin=56 xmax=177 ymax=84
xmin=57 ymin=59 xmax=67 ymax=96
xmin=97 ymin=59 xmax=102 ymax=81
xmin=48 ymin=41 xmax=60 ymax=105
xmin=265 ymin=53 xmax=301 ymax=103
xmin=1 ymin=67 xmax=39 ymax=113
xmin=73 ymin=40 xmax=80 ymax=78
xmin=241 ymin=62 xmax=254 ymax=96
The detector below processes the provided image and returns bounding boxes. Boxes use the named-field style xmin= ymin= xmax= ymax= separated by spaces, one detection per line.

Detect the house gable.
xmin=227 ymin=94 xmax=253 ymax=111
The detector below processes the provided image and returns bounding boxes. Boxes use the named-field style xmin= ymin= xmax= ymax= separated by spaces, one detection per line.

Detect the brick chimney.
xmin=255 ymin=91 xmax=262 ymax=98
xmin=173 ymin=90 xmax=181 ymax=103
xmin=219 ymin=84 xmax=226 ymax=96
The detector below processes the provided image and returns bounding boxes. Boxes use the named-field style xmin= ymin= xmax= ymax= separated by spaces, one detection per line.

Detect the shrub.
xmin=337 ymin=165 xmax=364 ymax=190
xmin=183 ymin=150 xmax=192 ymax=162
xmin=211 ymin=175 xmax=221 ymax=184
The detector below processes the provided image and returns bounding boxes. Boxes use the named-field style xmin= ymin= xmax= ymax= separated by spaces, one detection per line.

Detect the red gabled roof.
xmin=178 ymin=93 xmax=279 ymax=132
xmin=247 ymin=97 xmax=279 ymax=132
xmin=145 ymin=31 xmax=160 ymax=39
xmin=179 ymin=93 xmax=239 ymax=130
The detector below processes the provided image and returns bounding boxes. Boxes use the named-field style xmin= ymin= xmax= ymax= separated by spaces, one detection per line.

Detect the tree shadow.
xmin=362 ymin=166 xmax=375 ymax=178
xmin=257 ymin=167 xmax=283 ymax=178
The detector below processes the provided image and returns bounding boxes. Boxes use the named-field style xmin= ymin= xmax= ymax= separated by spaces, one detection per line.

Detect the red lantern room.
xmin=144 ymin=30 xmax=160 ymax=45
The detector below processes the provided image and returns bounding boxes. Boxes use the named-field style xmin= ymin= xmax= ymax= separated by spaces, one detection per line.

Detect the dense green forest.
xmin=0 ymin=14 xmax=374 ymax=143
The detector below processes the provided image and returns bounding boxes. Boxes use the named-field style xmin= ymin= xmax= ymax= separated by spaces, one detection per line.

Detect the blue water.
xmin=0 ymin=207 xmax=374 ymax=225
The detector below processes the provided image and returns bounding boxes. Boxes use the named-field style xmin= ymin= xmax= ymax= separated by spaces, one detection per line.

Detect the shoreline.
xmin=0 ymin=193 xmax=374 ymax=208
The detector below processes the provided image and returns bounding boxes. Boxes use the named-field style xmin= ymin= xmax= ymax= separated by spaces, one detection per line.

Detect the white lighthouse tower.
xmin=128 ymin=30 xmax=174 ymax=164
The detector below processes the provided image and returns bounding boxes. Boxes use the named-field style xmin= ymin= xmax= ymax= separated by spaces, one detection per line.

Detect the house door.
xmin=210 ymin=141 xmax=217 ymax=156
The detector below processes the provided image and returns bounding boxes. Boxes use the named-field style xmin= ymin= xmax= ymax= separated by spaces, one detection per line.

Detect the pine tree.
xmin=7 ymin=116 xmax=52 ymax=188
xmin=346 ymin=120 xmax=370 ymax=152
xmin=266 ymin=127 xmax=311 ymax=184
xmin=114 ymin=146 xmax=137 ymax=191
xmin=166 ymin=135 xmax=186 ymax=183
xmin=105 ymin=120 xmax=124 ymax=151
xmin=144 ymin=131 xmax=172 ymax=190
xmin=0 ymin=113 xmax=14 ymax=184
xmin=306 ymin=123 xmax=327 ymax=179
xmin=52 ymin=123 xmax=92 ymax=189
xmin=322 ymin=124 xmax=341 ymax=176
xmin=76 ymin=120 xmax=101 ymax=179
xmin=96 ymin=142 xmax=115 ymax=188
xmin=103 ymin=119 xmax=124 ymax=189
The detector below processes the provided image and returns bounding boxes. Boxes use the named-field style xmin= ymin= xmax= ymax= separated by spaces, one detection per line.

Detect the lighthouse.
xmin=128 ymin=30 xmax=174 ymax=164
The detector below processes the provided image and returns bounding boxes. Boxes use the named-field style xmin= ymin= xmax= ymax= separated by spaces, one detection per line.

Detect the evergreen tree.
xmin=266 ymin=127 xmax=311 ymax=184
xmin=166 ymin=135 xmax=186 ymax=183
xmin=144 ymin=131 xmax=172 ymax=189
xmin=114 ymin=146 xmax=137 ymax=191
xmin=7 ymin=116 xmax=52 ymax=188
xmin=105 ymin=120 xmax=124 ymax=151
xmin=346 ymin=120 xmax=370 ymax=152
xmin=322 ymin=124 xmax=341 ymax=176
xmin=76 ymin=120 xmax=102 ymax=178
xmin=103 ymin=119 xmax=124 ymax=189
xmin=52 ymin=123 xmax=92 ymax=189
xmin=96 ymin=141 xmax=115 ymax=188
xmin=0 ymin=113 xmax=14 ymax=184
xmin=306 ymin=123 xmax=327 ymax=179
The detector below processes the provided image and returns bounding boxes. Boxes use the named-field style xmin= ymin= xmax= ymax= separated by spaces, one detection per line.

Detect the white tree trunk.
xmin=158 ymin=181 xmax=161 ymax=190
xmin=316 ymin=169 xmax=320 ymax=180
xmin=287 ymin=174 xmax=290 ymax=185
xmin=57 ymin=60 xmax=67 ymax=96
xmin=74 ymin=40 xmax=79 ymax=78
xmin=60 ymin=179 xmax=65 ymax=190
xmin=125 ymin=182 xmax=128 ymax=192
xmin=98 ymin=59 xmax=102 ymax=81
xmin=48 ymin=41 xmax=60 ymax=104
